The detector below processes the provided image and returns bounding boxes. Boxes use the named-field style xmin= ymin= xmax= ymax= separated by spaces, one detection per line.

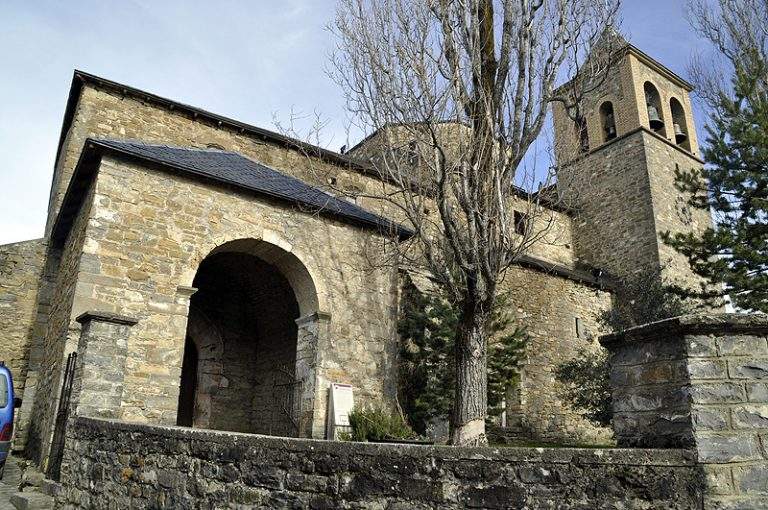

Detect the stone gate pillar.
xmin=71 ymin=311 xmax=138 ymax=419
xmin=295 ymin=311 xmax=331 ymax=439
xmin=600 ymin=313 xmax=768 ymax=509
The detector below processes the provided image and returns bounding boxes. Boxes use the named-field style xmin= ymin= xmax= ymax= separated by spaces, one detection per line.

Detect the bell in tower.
xmin=674 ymin=123 xmax=688 ymax=144
xmin=605 ymin=112 xmax=617 ymax=140
xmin=645 ymin=87 xmax=665 ymax=132
xmin=646 ymin=103 xmax=664 ymax=131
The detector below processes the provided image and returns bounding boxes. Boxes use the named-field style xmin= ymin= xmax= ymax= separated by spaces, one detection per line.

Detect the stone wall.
xmin=57 ymin=417 xmax=702 ymax=509
xmin=500 ymin=265 xmax=613 ymax=444
xmin=29 ymin=152 xmax=402 ymax=460
xmin=601 ymin=313 xmax=768 ymax=509
xmin=0 ymin=239 xmax=46 ymax=398
xmin=27 ymin=182 xmax=97 ymax=466
xmin=53 ymin=80 xmax=581 ymax=269
xmin=558 ymin=130 xmax=662 ymax=280
xmin=643 ymin=133 xmax=713 ymax=291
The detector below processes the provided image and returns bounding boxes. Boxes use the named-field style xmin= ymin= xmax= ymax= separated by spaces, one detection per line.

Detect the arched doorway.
xmin=176 ymin=239 xmax=320 ymax=437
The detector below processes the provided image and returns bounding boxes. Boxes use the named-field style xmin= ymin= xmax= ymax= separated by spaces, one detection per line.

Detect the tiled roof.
xmin=50 ymin=139 xmax=413 ymax=246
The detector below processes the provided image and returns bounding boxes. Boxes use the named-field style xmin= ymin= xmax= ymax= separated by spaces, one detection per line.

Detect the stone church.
xmin=0 ymin=34 xmax=710 ymax=471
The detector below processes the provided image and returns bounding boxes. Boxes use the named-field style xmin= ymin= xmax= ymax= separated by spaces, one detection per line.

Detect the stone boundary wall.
xmin=601 ymin=313 xmax=768 ymax=509
xmin=0 ymin=238 xmax=46 ymax=398
xmin=57 ymin=417 xmax=702 ymax=509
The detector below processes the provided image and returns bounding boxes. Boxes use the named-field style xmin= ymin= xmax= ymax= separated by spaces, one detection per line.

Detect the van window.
xmin=0 ymin=374 xmax=7 ymax=408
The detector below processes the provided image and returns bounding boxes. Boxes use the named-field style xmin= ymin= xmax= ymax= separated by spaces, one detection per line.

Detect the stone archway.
xmin=176 ymin=238 xmax=326 ymax=438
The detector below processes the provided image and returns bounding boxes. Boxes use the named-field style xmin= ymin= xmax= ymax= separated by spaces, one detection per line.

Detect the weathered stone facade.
xmin=0 ymin=239 xmax=47 ymax=397
xmin=29 ymin=152 xmax=402 ymax=468
xmin=554 ymin=39 xmax=712 ymax=292
xmin=501 ymin=265 xmax=612 ymax=443
xmin=601 ymin=314 xmax=768 ymax=509
xmin=1 ymin=31 xmax=718 ymax=467
xmin=58 ymin=417 xmax=702 ymax=509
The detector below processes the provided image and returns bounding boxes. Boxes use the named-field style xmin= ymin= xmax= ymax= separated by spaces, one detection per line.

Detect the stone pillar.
xmin=600 ymin=313 xmax=768 ymax=509
xmin=71 ymin=311 xmax=138 ymax=419
xmin=295 ymin=311 xmax=331 ymax=439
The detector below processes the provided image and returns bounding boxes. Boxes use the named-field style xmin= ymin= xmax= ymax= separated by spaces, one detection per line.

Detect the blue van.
xmin=0 ymin=362 xmax=21 ymax=479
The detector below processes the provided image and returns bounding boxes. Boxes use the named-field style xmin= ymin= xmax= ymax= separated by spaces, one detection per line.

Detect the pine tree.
xmin=664 ymin=52 xmax=768 ymax=312
xmin=397 ymin=282 xmax=528 ymax=435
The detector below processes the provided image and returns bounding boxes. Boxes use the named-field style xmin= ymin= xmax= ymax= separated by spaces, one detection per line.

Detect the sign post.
xmin=326 ymin=383 xmax=354 ymax=440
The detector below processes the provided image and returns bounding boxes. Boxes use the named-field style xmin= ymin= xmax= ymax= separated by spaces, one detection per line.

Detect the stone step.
xmin=38 ymin=481 xmax=60 ymax=500
xmin=10 ymin=491 xmax=53 ymax=510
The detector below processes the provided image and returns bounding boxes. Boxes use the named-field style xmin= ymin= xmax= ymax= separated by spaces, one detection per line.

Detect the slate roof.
xmin=50 ymin=139 xmax=413 ymax=246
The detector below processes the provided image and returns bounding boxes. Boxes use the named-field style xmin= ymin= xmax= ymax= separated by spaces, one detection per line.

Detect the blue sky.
xmin=0 ymin=0 xmax=705 ymax=244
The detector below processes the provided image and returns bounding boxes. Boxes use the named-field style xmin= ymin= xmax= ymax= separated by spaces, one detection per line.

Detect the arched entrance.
xmin=176 ymin=238 xmax=322 ymax=437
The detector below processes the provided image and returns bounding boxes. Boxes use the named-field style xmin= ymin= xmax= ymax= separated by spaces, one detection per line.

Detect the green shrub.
xmin=554 ymin=350 xmax=613 ymax=427
xmin=345 ymin=407 xmax=417 ymax=442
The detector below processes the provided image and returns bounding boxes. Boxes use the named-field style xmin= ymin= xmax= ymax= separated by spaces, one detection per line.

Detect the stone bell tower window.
xmin=599 ymin=101 xmax=617 ymax=142
xmin=669 ymin=97 xmax=691 ymax=151
xmin=643 ymin=82 xmax=666 ymax=137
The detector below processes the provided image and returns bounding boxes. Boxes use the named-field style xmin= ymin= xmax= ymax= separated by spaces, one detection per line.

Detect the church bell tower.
xmin=552 ymin=32 xmax=712 ymax=290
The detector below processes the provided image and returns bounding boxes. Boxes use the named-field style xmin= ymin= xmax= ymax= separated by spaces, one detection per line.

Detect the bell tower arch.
xmin=552 ymin=32 xmax=711 ymax=291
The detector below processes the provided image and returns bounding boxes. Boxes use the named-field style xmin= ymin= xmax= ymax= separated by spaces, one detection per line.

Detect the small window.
xmin=514 ymin=211 xmax=530 ymax=236
xmin=576 ymin=116 xmax=589 ymax=153
xmin=575 ymin=317 xmax=584 ymax=339
xmin=0 ymin=374 xmax=8 ymax=408
xmin=600 ymin=101 xmax=617 ymax=142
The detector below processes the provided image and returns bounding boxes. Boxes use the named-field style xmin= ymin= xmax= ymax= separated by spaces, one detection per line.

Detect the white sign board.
xmin=326 ymin=383 xmax=354 ymax=439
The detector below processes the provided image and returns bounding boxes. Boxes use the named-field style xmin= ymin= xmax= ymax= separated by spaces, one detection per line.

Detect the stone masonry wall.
xmin=27 ymin=183 xmax=96 ymax=465
xmin=58 ymin=417 xmax=703 ymax=509
xmin=558 ymin=130 xmax=661 ymax=279
xmin=552 ymin=44 xmax=710 ymax=294
xmin=500 ymin=265 xmax=613 ymax=444
xmin=0 ymin=239 xmax=46 ymax=397
xmin=601 ymin=314 xmax=768 ymax=509
xmin=642 ymin=133 xmax=714 ymax=292
xmin=52 ymin=154 xmax=400 ymax=434
xmin=52 ymin=83 xmax=580 ymax=269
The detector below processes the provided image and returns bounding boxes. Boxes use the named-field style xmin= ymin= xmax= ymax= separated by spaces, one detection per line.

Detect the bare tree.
xmin=687 ymin=0 xmax=768 ymax=108
xmin=325 ymin=0 xmax=619 ymax=445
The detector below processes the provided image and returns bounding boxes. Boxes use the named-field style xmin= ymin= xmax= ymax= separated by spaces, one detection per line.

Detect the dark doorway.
xmin=176 ymin=336 xmax=198 ymax=427
xmin=176 ymin=250 xmax=301 ymax=436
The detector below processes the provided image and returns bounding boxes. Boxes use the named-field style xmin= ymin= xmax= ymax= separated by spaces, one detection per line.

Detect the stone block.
xmin=692 ymin=408 xmax=730 ymax=432
xmin=690 ymin=383 xmax=746 ymax=404
xmin=613 ymin=386 xmax=689 ymax=412
xmin=687 ymin=335 xmax=718 ymax=357
xmin=717 ymin=336 xmax=768 ymax=356
xmin=703 ymin=466 xmax=735 ymax=496
xmin=610 ymin=338 xmax=685 ymax=367
xmin=731 ymin=405 xmax=768 ymax=430
xmin=696 ymin=434 xmax=761 ymax=463
xmin=729 ymin=360 xmax=768 ymax=380
xmin=687 ymin=359 xmax=728 ymax=380
xmin=747 ymin=383 xmax=768 ymax=403
xmin=734 ymin=465 xmax=768 ymax=495
xmin=611 ymin=360 xmax=688 ymax=387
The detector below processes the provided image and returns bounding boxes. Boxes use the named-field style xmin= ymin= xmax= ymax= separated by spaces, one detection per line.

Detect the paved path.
xmin=0 ymin=456 xmax=22 ymax=510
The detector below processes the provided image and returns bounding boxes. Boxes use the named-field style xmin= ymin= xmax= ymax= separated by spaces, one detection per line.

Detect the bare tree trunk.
xmin=327 ymin=0 xmax=619 ymax=447
xmin=450 ymin=298 xmax=490 ymax=446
